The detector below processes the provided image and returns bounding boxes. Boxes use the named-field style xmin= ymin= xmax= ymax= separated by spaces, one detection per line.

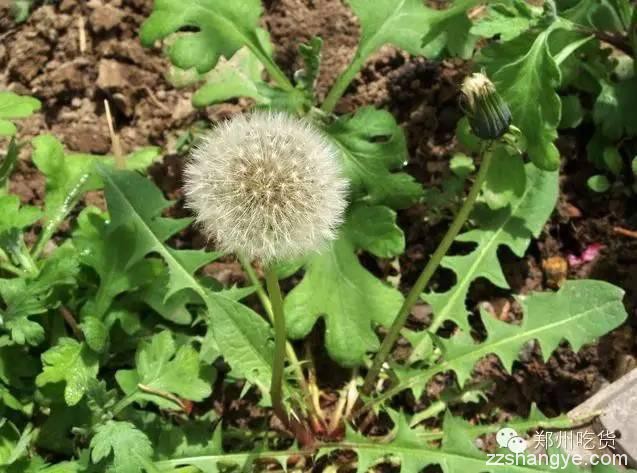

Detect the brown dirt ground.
xmin=2 ymin=0 xmax=637 ymax=443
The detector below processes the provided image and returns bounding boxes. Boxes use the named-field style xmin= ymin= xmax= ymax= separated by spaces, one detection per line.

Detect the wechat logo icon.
xmin=496 ymin=427 xmax=528 ymax=454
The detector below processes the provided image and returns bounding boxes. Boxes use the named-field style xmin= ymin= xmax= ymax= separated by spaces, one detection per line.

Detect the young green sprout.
xmin=461 ymin=72 xmax=511 ymax=140
xmin=184 ymin=112 xmax=348 ymax=427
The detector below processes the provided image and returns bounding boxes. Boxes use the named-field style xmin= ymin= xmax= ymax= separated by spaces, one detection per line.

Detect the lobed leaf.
xmin=0 ymin=92 xmax=41 ymax=137
xmin=140 ymin=0 xmax=280 ymax=84
xmin=424 ymin=164 xmax=558 ymax=331
xmin=73 ymin=209 xmax=158 ymax=319
xmin=327 ymin=106 xmax=422 ymax=209
xmin=470 ymin=0 xmax=541 ymax=41
xmin=0 ymin=246 xmax=79 ymax=345
xmin=593 ymin=78 xmax=637 ymax=141
xmin=99 ymin=168 xmax=289 ymax=404
xmin=384 ymin=280 xmax=628 ymax=404
xmin=115 ymin=331 xmax=212 ymax=409
xmin=346 ymin=0 xmax=436 ymax=61
xmin=90 ymin=421 xmax=153 ymax=473
xmin=285 ymin=204 xmax=404 ymax=367
xmin=479 ymin=29 xmax=562 ymax=170
xmin=36 ymin=338 xmax=99 ymax=406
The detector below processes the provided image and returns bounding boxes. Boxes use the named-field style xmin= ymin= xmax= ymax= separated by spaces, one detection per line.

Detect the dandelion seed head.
xmin=184 ymin=112 xmax=349 ymax=262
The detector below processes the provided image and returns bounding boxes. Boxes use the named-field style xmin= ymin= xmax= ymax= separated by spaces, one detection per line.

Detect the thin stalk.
xmin=264 ymin=265 xmax=290 ymax=426
xmin=111 ymin=392 xmax=140 ymax=417
xmin=248 ymin=45 xmax=295 ymax=92
xmin=628 ymin=8 xmax=637 ymax=75
xmin=32 ymin=173 xmax=90 ymax=260
xmin=239 ymin=256 xmax=308 ymax=392
xmin=0 ymin=261 xmax=27 ymax=277
xmin=361 ymin=147 xmax=494 ymax=395
xmin=321 ymin=55 xmax=366 ymax=114
xmin=59 ymin=306 xmax=84 ymax=341
xmin=16 ymin=241 xmax=39 ymax=277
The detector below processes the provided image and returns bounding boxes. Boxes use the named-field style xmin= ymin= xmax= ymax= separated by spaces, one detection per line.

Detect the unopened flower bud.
xmin=461 ymin=73 xmax=512 ymax=140
xmin=184 ymin=112 xmax=349 ymax=262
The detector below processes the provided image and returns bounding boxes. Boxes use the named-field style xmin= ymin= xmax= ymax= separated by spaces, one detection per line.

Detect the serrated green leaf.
xmin=593 ymin=78 xmax=637 ymax=141
xmin=32 ymin=135 xmax=160 ymax=218
xmin=205 ymin=293 xmax=285 ymax=406
xmin=191 ymin=47 xmax=267 ymax=107
xmin=0 ymin=195 xmax=41 ymax=234
xmin=0 ymin=92 xmax=41 ymax=137
xmin=297 ymin=36 xmax=323 ymax=98
xmin=90 ymin=421 xmax=153 ymax=473
xmin=31 ymin=135 xmax=160 ymax=257
xmin=403 ymin=329 xmax=434 ymax=365
xmin=479 ymin=29 xmax=562 ymax=170
xmin=36 ymin=338 xmax=99 ymax=406
xmin=285 ymin=216 xmax=403 ymax=367
xmin=80 ymin=317 xmax=108 ymax=353
xmin=73 ymin=209 xmax=158 ymax=318
xmin=0 ymin=422 xmax=34 ymax=467
xmin=115 ymin=331 xmax=212 ymax=409
xmin=0 ymin=247 xmax=79 ymax=345
xmin=98 ymin=167 xmax=215 ymax=301
xmin=99 ymin=168 xmax=290 ymax=404
xmin=561 ymin=0 xmax=633 ymax=32
xmin=387 ymin=280 xmax=627 ymax=403
xmin=135 ymin=259 xmax=201 ymax=325
xmin=154 ymin=428 xmax=293 ymax=473
xmin=346 ymin=0 xmax=436 ymax=60
xmin=346 ymin=405 xmax=613 ymax=472
xmin=420 ymin=0 xmax=480 ymax=59
xmin=327 ymin=107 xmax=422 ymax=208
xmin=152 ymin=418 xmax=220 ymax=461
xmin=471 ymin=0 xmax=540 ymax=41
xmin=425 ymin=164 xmax=558 ymax=331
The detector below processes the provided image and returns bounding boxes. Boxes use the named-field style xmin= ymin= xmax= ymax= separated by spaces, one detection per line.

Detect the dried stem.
xmin=614 ymin=226 xmax=637 ymax=239
xmin=77 ymin=16 xmax=87 ymax=54
xmin=60 ymin=306 xmax=84 ymax=341
xmin=104 ymin=99 xmax=124 ymax=169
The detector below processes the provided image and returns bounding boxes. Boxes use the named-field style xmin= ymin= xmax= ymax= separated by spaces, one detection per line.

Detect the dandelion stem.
xmin=264 ymin=265 xmax=290 ymax=425
xmin=361 ymin=145 xmax=494 ymax=396
xmin=239 ymin=257 xmax=309 ymax=392
xmin=321 ymin=55 xmax=366 ymax=114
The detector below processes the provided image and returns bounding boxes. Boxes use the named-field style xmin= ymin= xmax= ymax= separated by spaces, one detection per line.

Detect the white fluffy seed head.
xmin=184 ymin=112 xmax=349 ymax=263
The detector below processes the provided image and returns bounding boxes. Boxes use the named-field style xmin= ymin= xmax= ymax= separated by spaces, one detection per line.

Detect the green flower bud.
xmin=460 ymin=73 xmax=512 ymax=141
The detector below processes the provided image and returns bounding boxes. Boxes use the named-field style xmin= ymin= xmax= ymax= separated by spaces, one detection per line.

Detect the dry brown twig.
xmin=104 ymin=99 xmax=125 ymax=169
xmin=614 ymin=226 xmax=637 ymax=239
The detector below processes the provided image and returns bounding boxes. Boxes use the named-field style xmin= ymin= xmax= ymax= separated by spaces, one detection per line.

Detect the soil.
xmin=2 ymin=0 xmax=637 ymax=458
